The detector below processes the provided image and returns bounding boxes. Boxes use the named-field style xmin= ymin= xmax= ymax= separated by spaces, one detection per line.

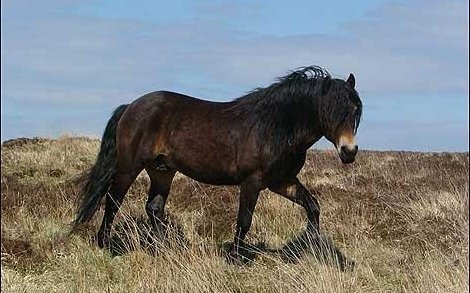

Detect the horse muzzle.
xmin=338 ymin=145 xmax=358 ymax=164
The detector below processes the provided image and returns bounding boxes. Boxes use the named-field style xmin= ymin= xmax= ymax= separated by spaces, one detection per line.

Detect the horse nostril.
xmin=352 ymin=145 xmax=358 ymax=155
xmin=341 ymin=145 xmax=358 ymax=156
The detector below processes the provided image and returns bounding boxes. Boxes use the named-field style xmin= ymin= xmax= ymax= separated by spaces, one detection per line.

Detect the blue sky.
xmin=1 ymin=0 xmax=469 ymax=151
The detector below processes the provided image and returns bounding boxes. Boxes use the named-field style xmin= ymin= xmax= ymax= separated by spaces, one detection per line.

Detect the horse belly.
xmin=165 ymin=134 xmax=242 ymax=185
xmin=167 ymin=152 xmax=241 ymax=185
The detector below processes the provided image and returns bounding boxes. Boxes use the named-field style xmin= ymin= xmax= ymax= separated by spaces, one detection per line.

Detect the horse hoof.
xmin=96 ymin=234 xmax=109 ymax=249
xmin=338 ymin=258 xmax=355 ymax=272
xmin=345 ymin=259 xmax=356 ymax=271
xmin=226 ymin=252 xmax=250 ymax=265
xmin=226 ymin=247 xmax=254 ymax=265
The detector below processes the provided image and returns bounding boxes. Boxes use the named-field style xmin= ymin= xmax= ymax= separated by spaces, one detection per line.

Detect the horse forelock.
xmin=319 ymin=81 xmax=363 ymax=135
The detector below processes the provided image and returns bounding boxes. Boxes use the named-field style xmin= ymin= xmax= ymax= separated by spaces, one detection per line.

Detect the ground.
xmin=1 ymin=136 xmax=468 ymax=292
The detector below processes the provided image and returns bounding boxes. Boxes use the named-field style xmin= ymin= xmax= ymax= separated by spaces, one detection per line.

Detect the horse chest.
xmin=264 ymin=152 xmax=306 ymax=183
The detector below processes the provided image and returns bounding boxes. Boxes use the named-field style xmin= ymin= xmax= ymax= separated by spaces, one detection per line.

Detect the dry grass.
xmin=1 ymin=136 xmax=468 ymax=292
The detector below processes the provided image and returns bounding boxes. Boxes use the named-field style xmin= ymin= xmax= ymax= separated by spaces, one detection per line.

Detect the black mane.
xmin=228 ymin=66 xmax=332 ymax=152
xmin=230 ymin=65 xmax=331 ymax=111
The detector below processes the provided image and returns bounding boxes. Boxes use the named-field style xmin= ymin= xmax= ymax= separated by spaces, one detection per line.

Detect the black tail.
xmin=73 ymin=104 xmax=129 ymax=230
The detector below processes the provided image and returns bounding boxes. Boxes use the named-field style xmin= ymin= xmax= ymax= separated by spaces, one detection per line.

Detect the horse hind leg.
xmin=145 ymin=165 xmax=176 ymax=232
xmin=97 ymin=169 xmax=142 ymax=248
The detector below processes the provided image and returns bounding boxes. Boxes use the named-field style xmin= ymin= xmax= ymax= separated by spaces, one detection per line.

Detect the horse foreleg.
xmin=229 ymin=175 xmax=262 ymax=260
xmin=269 ymin=177 xmax=321 ymax=233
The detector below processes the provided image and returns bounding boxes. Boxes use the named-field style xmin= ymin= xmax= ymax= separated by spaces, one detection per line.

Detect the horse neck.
xmin=314 ymin=90 xmax=338 ymax=139
xmin=282 ymin=92 xmax=324 ymax=151
xmin=298 ymin=111 xmax=324 ymax=151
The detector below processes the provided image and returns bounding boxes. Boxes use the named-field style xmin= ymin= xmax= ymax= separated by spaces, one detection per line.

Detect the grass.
xmin=1 ymin=136 xmax=468 ymax=292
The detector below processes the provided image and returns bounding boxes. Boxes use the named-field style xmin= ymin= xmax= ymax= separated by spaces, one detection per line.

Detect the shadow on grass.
xmin=107 ymin=216 xmax=189 ymax=257
xmin=103 ymin=216 xmax=354 ymax=271
xmin=271 ymin=230 xmax=355 ymax=271
xmin=220 ymin=230 xmax=355 ymax=271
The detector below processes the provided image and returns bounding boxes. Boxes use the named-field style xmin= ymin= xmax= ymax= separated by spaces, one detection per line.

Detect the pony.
xmin=73 ymin=65 xmax=363 ymax=260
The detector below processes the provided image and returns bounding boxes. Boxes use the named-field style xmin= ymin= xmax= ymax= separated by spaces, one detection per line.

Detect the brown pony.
xmin=73 ymin=66 xmax=363 ymax=260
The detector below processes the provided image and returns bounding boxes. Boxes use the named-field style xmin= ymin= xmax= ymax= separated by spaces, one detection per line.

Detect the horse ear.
xmin=347 ymin=73 xmax=355 ymax=88
xmin=322 ymin=76 xmax=332 ymax=95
